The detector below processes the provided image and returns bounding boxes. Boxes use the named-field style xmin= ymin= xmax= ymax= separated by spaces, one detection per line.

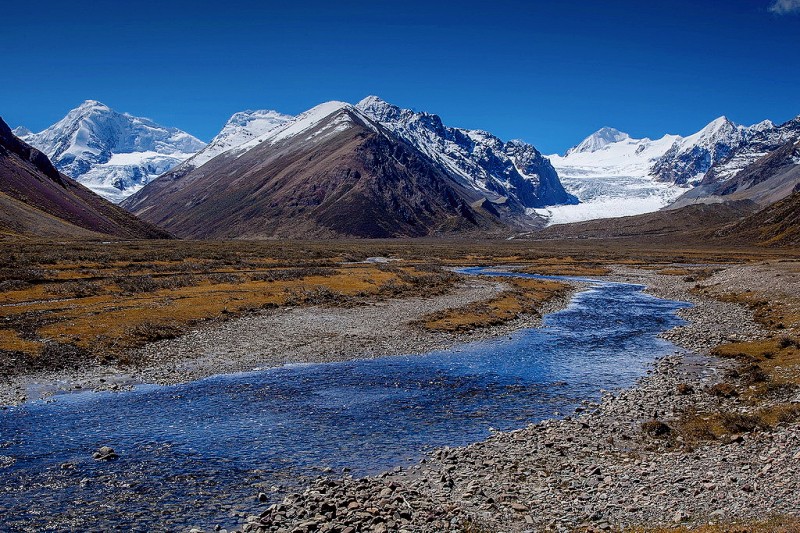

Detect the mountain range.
xmin=121 ymin=98 xmax=575 ymax=238
xmin=0 ymin=117 xmax=170 ymax=239
xmin=547 ymin=114 xmax=799 ymax=224
xmin=8 ymin=97 xmax=800 ymax=240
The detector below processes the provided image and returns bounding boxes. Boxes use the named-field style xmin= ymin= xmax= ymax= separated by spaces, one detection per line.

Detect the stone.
xmin=92 ymin=446 xmax=119 ymax=461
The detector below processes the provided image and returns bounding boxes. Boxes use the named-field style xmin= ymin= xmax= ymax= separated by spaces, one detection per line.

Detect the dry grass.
xmin=517 ymin=257 xmax=611 ymax=277
xmin=0 ymin=239 xmax=795 ymax=375
xmin=637 ymin=515 xmax=800 ymax=532
xmin=673 ymin=404 xmax=800 ymax=444
xmin=417 ymin=278 xmax=570 ymax=332
xmin=0 ymin=241 xmax=469 ymax=372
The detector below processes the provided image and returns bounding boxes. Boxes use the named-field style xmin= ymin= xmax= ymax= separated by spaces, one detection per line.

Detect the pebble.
xmin=240 ymin=265 xmax=800 ymax=532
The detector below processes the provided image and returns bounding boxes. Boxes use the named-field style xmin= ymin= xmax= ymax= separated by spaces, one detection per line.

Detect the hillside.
xmin=716 ymin=189 xmax=800 ymax=246
xmin=530 ymin=201 xmax=757 ymax=242
xmin=0 ymin=117 xmax=171 ymax=239
xmin=122 ymin=103 xmax=512 ymax=239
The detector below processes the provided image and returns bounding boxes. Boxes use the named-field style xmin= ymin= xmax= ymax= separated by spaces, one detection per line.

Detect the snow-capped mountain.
xmin=543 ymin=115 xmax=796 ymax=225
xmin=175 ymin=109 xmax=293 ymax=172
xmin=650 ymin=116 xmax=753 ymax=186
xmin=546 ymin=129 xmax=683 ymax=224
xmin=355 ymin=96 xmax=575 ymax=208
xmin=18 ymin=100 xmax=205 ymax=202
xmin=11 ymin=126 xmax=32 ymax=137
xmin=701 ymin=115 xmax=799 ymax=185
xmin=123 ymin=100 xmax=521 ymax=238
xmin=564 ymin=127 xmax=630 ymax=156
xmin=669 ymin=115 xmax=800 ymax=208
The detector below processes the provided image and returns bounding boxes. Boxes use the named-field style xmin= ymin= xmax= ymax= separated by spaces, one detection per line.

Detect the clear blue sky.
xmin=2 ymin=0 xmax=799 ymax=154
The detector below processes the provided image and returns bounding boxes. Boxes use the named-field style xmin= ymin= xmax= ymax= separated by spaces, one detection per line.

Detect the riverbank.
xmin=0 ymin=275 xmax=579 ymax=406
xmin=233 ymin=262 xmax=800 ymax=533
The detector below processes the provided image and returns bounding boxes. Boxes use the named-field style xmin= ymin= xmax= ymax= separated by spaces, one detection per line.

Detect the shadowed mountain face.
xmin=355 ymin=96 xmax=575 ymax=208
xmin=717 ymin=190 xmax=800 ymax=247
xmin=123 ymin=103 xmax=531 ymax=239
xmin=0 ymin=117 xmax=171 ymax=239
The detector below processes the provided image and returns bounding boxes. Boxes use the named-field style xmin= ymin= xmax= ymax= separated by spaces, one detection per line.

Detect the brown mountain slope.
xmin=527 ymin=201 xmax=757 ymax=242
xmin=716 ymin=189 xmax=800 ymax=246
xmin=0 ymin=117 xmax=171 ymax=239
xmin=122 ymin=104 xmax=522 ymax=239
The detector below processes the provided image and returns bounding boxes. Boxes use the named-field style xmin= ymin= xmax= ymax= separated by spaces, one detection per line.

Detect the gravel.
xmin=197 ymin=264 xmax=799 ymax=533
xmin=0 ymin=277 xmax=577 ymax=406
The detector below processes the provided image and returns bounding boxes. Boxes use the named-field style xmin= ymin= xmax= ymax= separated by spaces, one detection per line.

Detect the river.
xmin=0 ymin=269 xmax=689 ymax=531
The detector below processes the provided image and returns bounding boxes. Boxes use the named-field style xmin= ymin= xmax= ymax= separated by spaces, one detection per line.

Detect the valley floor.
xmin=226 ymin=262 xmax=800 ymax=533
xmin=1 ymin=241 xmax=799 ymax=531
xmin=0 ymin=276 xmax=576 ymax=405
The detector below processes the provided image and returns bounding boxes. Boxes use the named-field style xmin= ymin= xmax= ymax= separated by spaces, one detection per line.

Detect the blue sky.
xmin=2 ymin=0 xmax=799 ymax=153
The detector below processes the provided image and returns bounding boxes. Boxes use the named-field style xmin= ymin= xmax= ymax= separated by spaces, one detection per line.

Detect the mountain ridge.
xmin=18 ymin=100 xmax=205 ymax=202
xmin=0 ymin=117 xmax=171 ymax=239
xmin=355 ymin=96 xmax=575 ymax=209
xmin=122 ymin=102 xmax=514 ymax=238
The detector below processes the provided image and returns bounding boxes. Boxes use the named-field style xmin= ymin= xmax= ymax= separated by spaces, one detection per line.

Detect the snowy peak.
xmin=748 ymin=119 xmax=775 ymax=134
xmin=355 ymin=95 xmax=405 ymax=122
xmin=12 ymin=125 xmax=32 ymax=137
xmin=236 ymin=101 xmax=362 ymax=153
xmin=20 ymin=101 xmax=206 ymax=202
xmin=651 ymin=116 xmax=749 ymax=185
xmin=182 ymin=108 xmax=293 ymax=169
xmin=565 ymin=127 xmax=630 ymax=156
xmin=678 ymin=116 xmax=740 ymax=148
xmin=356 ymin=96 xmax=573 ymax=208
xmin=76 ymin=99 xmax=111 ymax=113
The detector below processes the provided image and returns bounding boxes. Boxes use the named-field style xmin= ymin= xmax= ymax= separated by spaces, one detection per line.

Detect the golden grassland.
xmin=418 ymin=277 xmax=570 ymax=332
xmin=0 ymin=238 xmax=797 ymax=378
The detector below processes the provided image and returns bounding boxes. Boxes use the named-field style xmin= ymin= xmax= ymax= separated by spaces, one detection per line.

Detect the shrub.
xmin=129 ymin=321 xmax=183 ymax=343
xmin=778 ymin=336 xmax=799 ymax=349
xmin=208 ymin=273 xmax=243 ymax=285
xmin=708 ymin=382 xmax=739 ymax=398
xmin=250 ymin=267 xmax=336 ymax=282
xmin=51 ymin=280 xmax=104 ymax=298
xmin=641 ymin=419 xmax=671 ymax=437
xmin=0 ymin=279 xmax=31 ymax=292
xmin=114 ymin=275 xmax=160 ymax=293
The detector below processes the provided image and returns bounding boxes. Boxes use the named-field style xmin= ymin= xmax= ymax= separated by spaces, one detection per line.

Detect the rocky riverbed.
xmin=206 ymin=263 xmax=799 ymax=533
xmin=0 ymin=276 xmax=577 ymax=406
xmin=4 ymin=262 xmax=798 ymax=532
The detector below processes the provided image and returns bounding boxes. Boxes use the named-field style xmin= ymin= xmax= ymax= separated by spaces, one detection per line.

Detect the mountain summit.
xmin=123 ymin=97 xmax=573 ymax=238
xmin=18 ymin=101 xmax=205 ymax=202
xmin=564 ymin=127 xmax=631 ymax=156
xmin=355 ymin=96 xmax=574 ymax=208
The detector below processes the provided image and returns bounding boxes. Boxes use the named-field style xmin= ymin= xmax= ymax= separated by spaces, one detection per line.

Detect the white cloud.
xmin=769 ymin=0 xmax=800 ymax=14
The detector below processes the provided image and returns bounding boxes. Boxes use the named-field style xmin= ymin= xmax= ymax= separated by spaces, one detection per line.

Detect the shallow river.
xmin=0 ymin=269 xmax=689 ymax=531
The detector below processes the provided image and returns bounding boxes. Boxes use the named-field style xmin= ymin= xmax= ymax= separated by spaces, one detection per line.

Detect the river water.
xmin=0 ymin=269 xmax=689 ymax=531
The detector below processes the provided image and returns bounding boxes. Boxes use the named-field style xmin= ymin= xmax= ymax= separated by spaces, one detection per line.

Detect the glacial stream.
xmin=0 ymin=269 xmax=689 ymax=532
